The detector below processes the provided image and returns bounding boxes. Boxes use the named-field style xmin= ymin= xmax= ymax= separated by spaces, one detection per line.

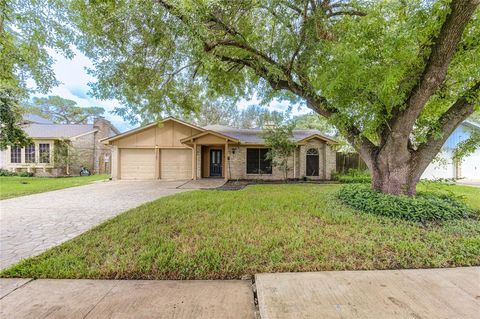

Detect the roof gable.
xmin=101 ymin=117 xmax=206 ymax=143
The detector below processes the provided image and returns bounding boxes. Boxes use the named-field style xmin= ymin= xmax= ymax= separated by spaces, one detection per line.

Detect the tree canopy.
xmin=69 ymin=0 xmax=479 ymax=194
xmin=28 ymin=95 xmax=105 ymax=124
xmin=2 ymin=0 xmax=479 ymax=195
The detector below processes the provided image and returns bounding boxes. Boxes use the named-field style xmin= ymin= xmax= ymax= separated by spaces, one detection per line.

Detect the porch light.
xmin=231 ymin=147 xmax=237 ymax=154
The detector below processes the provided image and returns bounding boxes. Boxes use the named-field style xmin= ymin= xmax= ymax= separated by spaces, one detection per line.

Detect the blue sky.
xmin=34 ymin=48 xmax=310 ymax=133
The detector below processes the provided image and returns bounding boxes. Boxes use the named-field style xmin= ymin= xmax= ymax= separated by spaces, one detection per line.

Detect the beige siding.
xmin=160 ymin=149 xmax=192 ymax=180
xmin=114 ymin=120 xmax=202 ymax=148
xmin=120 ymin=148 xmax=156 ymax=180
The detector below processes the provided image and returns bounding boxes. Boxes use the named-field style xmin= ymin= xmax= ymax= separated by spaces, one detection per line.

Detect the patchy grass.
xmin=417 ymin=182 xmax=480 ymax=211
xmin=2 ymin=184 xmax=478 ymax=279
xmin=0 ymin=175 xmax=110 ymax=200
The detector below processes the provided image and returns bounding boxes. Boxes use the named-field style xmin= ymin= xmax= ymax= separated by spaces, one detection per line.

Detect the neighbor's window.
xmin=39 ymin=143 xmax=50 ymax=163
xmin=10 ymin=146 xmax=21 ymax=163
xmin=246 ymin=148 xmax=272 ymax=174
xmin=25 ymin=143 xmax=36 ymax=163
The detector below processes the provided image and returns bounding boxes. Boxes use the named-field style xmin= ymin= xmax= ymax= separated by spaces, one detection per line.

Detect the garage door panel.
xmin=120 ymin=149 xmax=155 ymax=180
xmin=161 ymin=149 xmax=192 ymax=180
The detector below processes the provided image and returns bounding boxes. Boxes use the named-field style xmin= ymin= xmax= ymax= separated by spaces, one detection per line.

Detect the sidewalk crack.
xmin=83 ymin=281 xmax=118 ymax=318
xmin=0 ymin=278 xmax=34 ymax=300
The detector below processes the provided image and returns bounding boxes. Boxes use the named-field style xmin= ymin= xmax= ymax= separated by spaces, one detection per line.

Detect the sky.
xmin=33 ymin=48 xmax=310 ymax=133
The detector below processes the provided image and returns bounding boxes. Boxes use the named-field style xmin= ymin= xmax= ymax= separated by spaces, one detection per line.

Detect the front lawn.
xmin=0 ymin=175 xmax=110 ymax=200
xmin=2 ymin=184 xmax=478 ymax=279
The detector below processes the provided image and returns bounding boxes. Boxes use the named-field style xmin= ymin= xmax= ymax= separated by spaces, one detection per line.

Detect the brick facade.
xmin=224 ymin=138 xmax=336 ymax=180
xmin=1 ymin=117 xmax=116 ymax=176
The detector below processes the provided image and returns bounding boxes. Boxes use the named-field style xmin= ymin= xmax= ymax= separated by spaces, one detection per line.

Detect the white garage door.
xmin=160 ymin=149 xmax=192 ymax=180
xmin=120 ymin=148 xmax=156 ymax=180
xmin=461 ymin=150 xmax=480 ymax=179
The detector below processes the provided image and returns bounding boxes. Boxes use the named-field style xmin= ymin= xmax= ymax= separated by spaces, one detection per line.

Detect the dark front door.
xmin=210 ymin=149 xmax=222 ymax=177
xmin=306 ymin=154 xmax=319 ymax=176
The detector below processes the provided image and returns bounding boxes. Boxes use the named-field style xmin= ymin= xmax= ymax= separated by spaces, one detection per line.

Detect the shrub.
xmin=17 ymin=171 xmax=34 ymax=177
xmin=337 ymin=184 xmax=472 ymax=223
xmin=0 ymin=168 xmax=16 ymax=176
xmin=333 ymin=168 xmax=371 ymax=184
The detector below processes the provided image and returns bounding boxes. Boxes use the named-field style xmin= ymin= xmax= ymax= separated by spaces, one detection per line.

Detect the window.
xmin=39 ymin=143 xmax=50 ymax=163
xmin=25 ymin=143 xmax=36 ymax=163
xmin=246 ymin=148 xmax=272 ymax=174
xmin=10 ymin=146 xmax=21 ymax=163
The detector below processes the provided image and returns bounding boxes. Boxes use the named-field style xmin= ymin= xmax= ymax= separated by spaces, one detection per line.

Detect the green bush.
xmin=333 ymin=169 xmax=371 ymax=183
xmin=0 ymin=169 xmax=17 ymax=176
xmin=337 ymin=184 xmax=472 ymax=223
xmin=17 ymin=171 xmax=34 ymax=177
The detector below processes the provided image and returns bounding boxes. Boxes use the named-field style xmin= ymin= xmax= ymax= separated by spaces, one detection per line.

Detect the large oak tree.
xmin=71 ymin=0 xmax=479 ymax=195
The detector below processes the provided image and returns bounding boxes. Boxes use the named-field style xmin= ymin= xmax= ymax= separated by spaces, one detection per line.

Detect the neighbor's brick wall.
xmin=93 ymin=118 xmax=115 ymax=174
xmin=70 ymin=133 xmax=95 ymax=174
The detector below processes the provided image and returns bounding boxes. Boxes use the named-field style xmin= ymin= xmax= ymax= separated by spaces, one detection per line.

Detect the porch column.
xmin=224 ymin=141 xmax=229 ymax=180
xmin=193 ymin=143 xmax=197 ymax=180
xmin=155 ymin=146 xmax=160 ymax=179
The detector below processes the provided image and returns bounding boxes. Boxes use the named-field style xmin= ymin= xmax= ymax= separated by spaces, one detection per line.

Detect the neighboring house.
xmin=422 ymin=121 xmax=480 ymax=180
xmin=0 ymin=114 xmax=120 ymax=176
xmin=101 ymin=117 xmax=337 ymax=181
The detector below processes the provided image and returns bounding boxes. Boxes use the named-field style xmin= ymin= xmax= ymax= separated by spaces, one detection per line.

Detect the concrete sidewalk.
xmin=0 ymin=279 xmax=256 ymax=318
xmin=256 ymin=267 xmax=480 ymax=319
xmin=1 ymin=267 xmax=478 ymax=318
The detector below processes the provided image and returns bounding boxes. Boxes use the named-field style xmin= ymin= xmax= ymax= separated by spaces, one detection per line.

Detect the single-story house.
xmin=0 ymin=114 xmax=119 ymax=176
xmin=422 ymin=120 xmax=480 ymax=180
xmin=101 ymin=117 xmax=337 ymax=180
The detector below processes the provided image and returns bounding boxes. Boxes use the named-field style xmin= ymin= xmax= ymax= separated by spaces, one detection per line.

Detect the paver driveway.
xmin=0 ymin=180 xmax=189 ymax=269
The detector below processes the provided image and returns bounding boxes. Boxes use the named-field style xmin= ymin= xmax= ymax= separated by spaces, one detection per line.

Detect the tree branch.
xmin=414 ymin=80 xmax=480 ymax=173
xmin=391 ymin=0 xmax=479 ymax=138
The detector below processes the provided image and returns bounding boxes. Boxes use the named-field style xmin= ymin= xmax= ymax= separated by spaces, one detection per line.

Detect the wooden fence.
xmin=336 ymin=153 xmax=368 ymax=173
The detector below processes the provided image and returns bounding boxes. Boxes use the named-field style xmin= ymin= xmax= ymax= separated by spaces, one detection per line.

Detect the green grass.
xmin=417 ymin=182 xmax=480 ymax=211
xmin=2 ymin=184 xmax=478 ymax=280
xmin=0 ymin=175 xmax=110 ymax=200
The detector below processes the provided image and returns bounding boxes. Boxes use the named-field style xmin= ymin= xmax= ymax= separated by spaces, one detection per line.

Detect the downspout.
xmin=92 ymin=132 xmax=96 ymax=174
xmin=293 ymin=147 xmax=296 ymax=179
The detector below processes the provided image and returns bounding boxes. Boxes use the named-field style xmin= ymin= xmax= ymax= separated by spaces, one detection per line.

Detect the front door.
xmin=210 ymin=149 xmax=223 ymax=177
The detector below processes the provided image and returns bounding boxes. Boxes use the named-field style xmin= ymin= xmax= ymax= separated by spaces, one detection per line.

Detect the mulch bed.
xmin=215 ymin=179 xmax=340 ymax=191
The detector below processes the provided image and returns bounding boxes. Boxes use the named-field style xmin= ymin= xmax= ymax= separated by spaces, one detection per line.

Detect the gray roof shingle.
xmin=23 ymin=114 xmax=54 ymax=124
xmin=22 ymin=124 xmax=96 ymax=138
xmin=202 ymin=125 xmax=335 ymax=144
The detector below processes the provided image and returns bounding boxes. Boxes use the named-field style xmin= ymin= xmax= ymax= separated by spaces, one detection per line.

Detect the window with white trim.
xmin=10 ymin=146 xmax=21 ymax=163
xmin=39 ymin=143 xmax=50 ymax=163
xmin=25 ymin=143 xmax=36 ymax=163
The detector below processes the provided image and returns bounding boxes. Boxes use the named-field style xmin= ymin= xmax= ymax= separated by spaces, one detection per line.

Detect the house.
xmin=422 ymin=121 xmax=480 ymax=180
xmin=101 ymin=117 xmax=337 ymax=180
xmin=0 ymin=114 xmax=120 ymax=176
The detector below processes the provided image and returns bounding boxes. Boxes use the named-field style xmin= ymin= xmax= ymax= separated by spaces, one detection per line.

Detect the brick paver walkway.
xmin=0 ymin=180 xmax=189 ymax=269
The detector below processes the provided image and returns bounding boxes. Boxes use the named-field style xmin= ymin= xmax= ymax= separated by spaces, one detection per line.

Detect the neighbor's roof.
xmin=463 ymin=120 xmax=480 ymax=131
xmin=22 ymin=114 xmax=54 ymax=124
xmin=22 ymin=124 xmax=96 ymax=139
xmin=202 ymin=125 xmax=336 ymax=144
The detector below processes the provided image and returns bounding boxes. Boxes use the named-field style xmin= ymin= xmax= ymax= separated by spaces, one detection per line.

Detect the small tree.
xmin=262 ymin=122 xmax=296 ymax=181
xmin=0 ymin=86 xmax=31 ymax=150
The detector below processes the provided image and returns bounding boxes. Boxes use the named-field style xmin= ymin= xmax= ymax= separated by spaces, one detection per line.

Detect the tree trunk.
xmin=371 ymin=163 xmax=418 ymax=196
xmin=364 ymin=136 xmax=446 ymax=196
xmin=365 ymin=142 xmax=423 ymax=196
